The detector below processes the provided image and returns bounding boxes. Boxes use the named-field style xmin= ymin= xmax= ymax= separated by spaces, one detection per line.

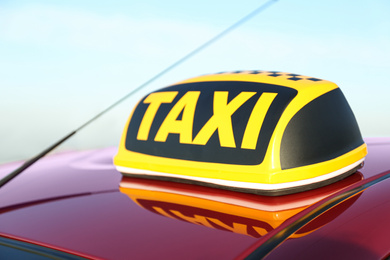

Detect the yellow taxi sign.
xmin=114 ymin=71 xmax=367 ymax=195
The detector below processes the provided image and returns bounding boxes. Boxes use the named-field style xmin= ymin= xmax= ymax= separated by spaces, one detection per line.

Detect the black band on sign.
xmin=280 ymin=88 xmax=364 ymax=169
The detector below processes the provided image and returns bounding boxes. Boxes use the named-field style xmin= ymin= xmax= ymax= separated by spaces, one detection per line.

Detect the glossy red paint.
xmin=0 ymin=148 xmax=257 ymax=259
xmin=0 ymin=138 xmax=389 ymax=259
xmin=263 ymin=175 xmax=390 ymax=259
xmin=0 ymin=149 xmax=121 ymax=210
xmin=238 ymin=138 xmax=390 ymax=259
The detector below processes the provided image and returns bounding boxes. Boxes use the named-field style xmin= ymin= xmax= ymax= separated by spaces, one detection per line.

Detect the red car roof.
xmin=0 ymin=138 xmax=389 ymax=259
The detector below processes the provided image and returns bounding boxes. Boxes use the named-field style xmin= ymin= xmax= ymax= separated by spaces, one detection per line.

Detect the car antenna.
xmin=0 ymin=0 xmax=278 ymax=188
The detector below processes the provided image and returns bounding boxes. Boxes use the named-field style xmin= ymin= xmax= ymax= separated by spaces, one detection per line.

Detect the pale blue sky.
xmin=1 ymin=0 xmax=389 ymax=163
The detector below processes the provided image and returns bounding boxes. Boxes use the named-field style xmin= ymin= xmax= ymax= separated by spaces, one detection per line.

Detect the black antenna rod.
xmin=0 ymin=0 xmax=278 ymax=188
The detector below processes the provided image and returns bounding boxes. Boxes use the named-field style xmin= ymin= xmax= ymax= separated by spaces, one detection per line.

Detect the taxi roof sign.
xmin=114 ymin=71 xmax=367 ymax=195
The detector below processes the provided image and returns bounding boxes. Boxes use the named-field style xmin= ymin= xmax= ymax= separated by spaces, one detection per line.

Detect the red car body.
xmin=0 ymin=137 xmax=389 ymax=259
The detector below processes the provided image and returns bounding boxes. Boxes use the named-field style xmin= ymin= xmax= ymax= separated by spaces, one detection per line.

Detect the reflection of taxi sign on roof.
xmin=120 ymin=173 xmax=363 ymax=238
xmin=114 ymin=71 xmax=367 ymax=195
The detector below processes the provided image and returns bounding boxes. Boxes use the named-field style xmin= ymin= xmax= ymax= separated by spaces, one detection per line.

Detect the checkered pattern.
xmin=211 ymin=70 xmax=323 ymax=82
